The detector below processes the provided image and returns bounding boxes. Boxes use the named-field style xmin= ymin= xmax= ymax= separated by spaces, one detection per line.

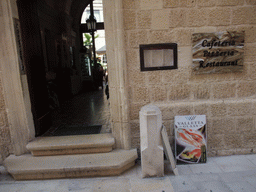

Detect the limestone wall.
xmin=124 ymin=0 xmax=256 ymax=156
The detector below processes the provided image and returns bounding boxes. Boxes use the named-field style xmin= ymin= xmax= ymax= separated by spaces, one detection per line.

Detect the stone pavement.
xmin=0 ymin=154 xmax=256 ymax=192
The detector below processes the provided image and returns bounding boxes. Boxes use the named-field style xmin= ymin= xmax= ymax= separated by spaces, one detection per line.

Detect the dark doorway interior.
xmin=17 ymin=0 xmax=109 ymax=136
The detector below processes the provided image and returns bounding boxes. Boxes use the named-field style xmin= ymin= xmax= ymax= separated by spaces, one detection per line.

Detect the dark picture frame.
xmin=140 ymin=43 xmax=177 ymax=71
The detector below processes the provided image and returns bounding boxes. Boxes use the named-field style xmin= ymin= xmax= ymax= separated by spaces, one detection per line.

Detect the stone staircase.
xmin=3 ymin=133 xmax=138 ymax=180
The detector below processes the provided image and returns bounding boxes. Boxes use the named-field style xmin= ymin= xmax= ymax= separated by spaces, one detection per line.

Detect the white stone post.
xmin=140 ymin=105 xmax=164 ymax=178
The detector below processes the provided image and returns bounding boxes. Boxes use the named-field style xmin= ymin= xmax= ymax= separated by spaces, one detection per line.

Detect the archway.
xmin=6 ymin=0 xmax=130 ymax=155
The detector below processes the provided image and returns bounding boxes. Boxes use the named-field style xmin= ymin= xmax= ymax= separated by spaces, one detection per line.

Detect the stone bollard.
xmin=139 ymin=104 xmax=164 ymax=178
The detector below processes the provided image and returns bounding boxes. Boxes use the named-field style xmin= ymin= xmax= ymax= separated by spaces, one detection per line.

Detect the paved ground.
xmin=0 ymin=154 xmax=256 ymax=192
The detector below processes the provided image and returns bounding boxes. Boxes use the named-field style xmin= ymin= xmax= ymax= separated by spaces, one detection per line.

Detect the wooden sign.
xmin=192 ymin=31 xmax=244 ymax=74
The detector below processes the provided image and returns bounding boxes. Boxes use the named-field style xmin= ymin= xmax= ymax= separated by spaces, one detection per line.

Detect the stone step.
xmin=3 ymin=149 xmax=138 ymax=180
xmin=26 ymin=133 xmax=115 ymax=156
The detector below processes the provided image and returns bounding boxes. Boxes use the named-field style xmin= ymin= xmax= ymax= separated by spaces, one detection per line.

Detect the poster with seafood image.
xmin=175 ymin=115 xmax=207 ymax=164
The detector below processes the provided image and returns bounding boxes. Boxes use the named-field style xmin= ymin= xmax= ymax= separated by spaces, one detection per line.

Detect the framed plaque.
xmin=140 ymin=43 xmax=177 ymax=71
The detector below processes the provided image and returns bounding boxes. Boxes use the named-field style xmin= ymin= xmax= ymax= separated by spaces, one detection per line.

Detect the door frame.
xmin=0 ymin=0 xmax=131 ymax=156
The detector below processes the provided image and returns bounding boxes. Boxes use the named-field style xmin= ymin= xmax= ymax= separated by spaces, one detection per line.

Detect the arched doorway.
xmin=3 ymin=0 xmax=130 ymax=155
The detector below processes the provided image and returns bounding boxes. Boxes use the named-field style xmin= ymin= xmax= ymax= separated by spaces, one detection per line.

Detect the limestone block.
xmin=209 ymin=118 xmax=236 ymax=135
xmin=246 ymin=0 xmax=256 ymax=5
xmin=178 ymin=46 xmax=192 ymax=68
xmin=132 ymin=86 xmax=149 ymax=102
xmin=193 ymin=84 xmax=210 ymax=100
xmin=159 ymin=105 xmax=176 ymax=120
xmin=197 ymin=0 xmax=216 ymax=7
xmin=131 ymin=136 xmax=140 ymax=149
xmin=248 ymin=63 xmax=256 ymax=80
xmin=130 ymin=121 xmax=140 ymax=137
xmin=237 ymin=25 xmax=256 ymax=43
xmin=186 ymin=9 xmax=208 ymax=27
xmin=140 ymin=0 xmax=163 ymax=10
xmin=130 ymin=102 xmax=149 ymax=120
xmin=208 ymin=134 xmax=225 ymax=149
xmin=163 ymin=0 xmax=180 ymax=8
xmin=208 ymin=8 xmax=231 ymax=26
xmin=232 ymin=7 xmax=256 ymax=25
xmin=210 ymin=103 xmax=227 ymax=116
xmin=217 ymin=0 xmax=243 ymax=6
xmin=145 ymin=71 xmax=163 ymax=85
xmin=128 ymin=30 xmax=148 ymax=48
xmin=139 ymin=105 xmax=164 ymax=178
xmin=237 ymin=81 xmax=256 ymax=98
xmin=175 ymin=104 xmax=193 ymax=115
xmin=169 ymin=9 xmax=186 ymax=28
xmin=171 ymin=28 xmax=194 ymax=46
xmin=128 ymin=71 xmax=146 ymax=85
xmin=242 ymin=133 xmax=256 ymax=148
xmin=151 ymin=10 xmax=169 ymax=30
xmin=227 ymin=102 xmax=252 ymax=116
xmin=163 ymin=68 xmax=190 ymax=84
xmin=149 ymin=85 xmax=167 ymax=102
xmin=126 ymin=49 xmax=140 ymax=70
xmin=193 ymin=103 xmax=209 ymax=116
xmin=180 ymin=0 xmax=196 ymax=7
xmin=0 ymin=126 xmax=11 ymax=145
xmin=123 ymin=10 xmax=136 ymax=30
xmin=244 ymin=44 xmax=256 ymax=62
xmin=235 ymin=148 xmax=254 ymax=155
xmin=236 ymin=117 xmax=254 ymax=133
xmin=137 ymin=10 xmax=152 ymax=29
xmin=148 ymin=30 xmax=173 ymax=44
xmin=123 ymin=0 xmax=137 ymax=9
xmin=212 ymin=83 xmax=236 ymax=99
xmin=217 ymin=149 xmax=236 ymax=156
xmin=168 ymin=84 xmax=191 ymax=101
xmin=224 ymin=134 xmax=242 ymax=148
xmin=0 ymin=111 xmax=8 ymax=127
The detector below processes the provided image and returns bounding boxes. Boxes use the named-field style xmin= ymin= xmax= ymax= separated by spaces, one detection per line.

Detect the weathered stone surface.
xmin=169 ymin=9 xmax=186 ymax=28
xmin=212 ymin=83 xmax=236 ymax=99
xmin=208 ymin=134 xmax=225 ymax=149
xmin=130 ymin=102 xmax=149 ymax=120
xmin=145 ymin=71 xmax=163 ymax=85
xmin=180 ymin=0 xmax=196 ymax=7
xmin=163 ymin=0 xmax=179 ymax=8
xmin=236 ymin=117 xmax=254 ymax=133
xmin=123 ymin=10 xmax=136 ymax=30
xmin=209 ymin=118 xmax=236 ymax=135
xmin=171 ymin=28 xmax=194 ymax=46
xmin=168 ymin=84 xmax=191 ymax=101
xmin=224 ymin=134 xmax=243 ymax=148
xmin=137 ymin=10 xmax=152 ymax=29
xmin=208 ymin=8 xmax=231 ymax=26
xmin=148 ymin=30 xmax=173 ymax=44
xmin=186 ymin=9 xmax=208 ymax=27
xmin=227 ymin=102 xmax=252 ymax=116
xmin=210 ymin=103 xmax=227 ymax=116
xmin=237 ymin=81 xmax=256 ymax=98
xmin=123 ymin=0 xmax=137 ymax=9
xmin=197 ymin=0 xmax=216 ymax=7
xmin=217 ymin=0 xmax=243 ymax=6
xmin=175 ymin=104 xmax=193 ymax=115
xmin=128 ymin=30 xmax=148 ymax=48
xmin=193 ymin=84 xmax=210 ymax=100
xmin=193 ymin=103 xmax=209 ymax=116
xmin=246 ymin=0 xmax=256 ymax=5
xmin=132 ymin=86 xmax=149 ymax=102
xmin=149 ymin=86 xmax=167 ymax=102
xmin=140 ymin=0 xmax=163 ymax=10
xmin=232 ymin=7 xmax=256 ymax=25
xmin=151 ymin=10 xmax=169 ymax=30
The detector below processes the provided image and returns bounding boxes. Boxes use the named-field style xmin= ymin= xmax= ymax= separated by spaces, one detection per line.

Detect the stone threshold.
xmin=3 ymin=149 xmax=138 ymax=180
xmin=26 ymin=133 xmax=115 ymax=156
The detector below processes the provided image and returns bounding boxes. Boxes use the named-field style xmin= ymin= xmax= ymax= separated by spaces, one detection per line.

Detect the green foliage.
xmin=83 ymin=33 xmax=100 ymax=46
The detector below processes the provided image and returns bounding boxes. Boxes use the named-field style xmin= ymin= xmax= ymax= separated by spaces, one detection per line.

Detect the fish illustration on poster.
xmin=175 ymin=115 xmax=207 ymax=164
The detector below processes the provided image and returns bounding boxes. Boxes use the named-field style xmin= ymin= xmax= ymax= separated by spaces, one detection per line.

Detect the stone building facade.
xmin=125 ymin=0 xmax=256 ymax=156
xmin=0 ymin=0 xmax=256 ymax=164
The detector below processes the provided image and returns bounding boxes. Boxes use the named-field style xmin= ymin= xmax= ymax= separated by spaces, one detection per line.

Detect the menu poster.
xmin=175 ymin=115 xmax=207 ymax=164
